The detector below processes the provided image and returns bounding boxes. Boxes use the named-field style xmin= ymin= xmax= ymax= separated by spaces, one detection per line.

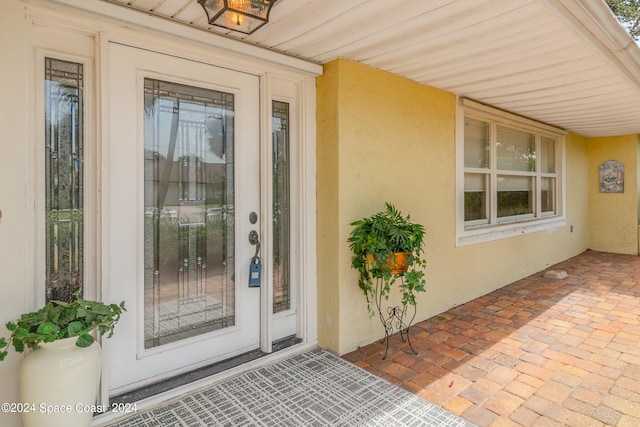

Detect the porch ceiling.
xmin=102 ymin=0 xmax=640 ymax=137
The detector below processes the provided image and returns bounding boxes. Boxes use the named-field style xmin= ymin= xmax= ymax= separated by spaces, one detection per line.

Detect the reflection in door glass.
xmin=144 ymin=78 xmax=235 ymax=349
xmin=45 ymin=58 xmax=84 ymax=303
xmin=272 ymin=101 xmax=290 ymax=313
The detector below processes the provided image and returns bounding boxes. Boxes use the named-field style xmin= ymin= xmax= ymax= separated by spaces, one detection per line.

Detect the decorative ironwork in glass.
xmin=144 ymin=78 xmax=235 ymax=349
xmin=45 ymin=58 xmax=84 ymax=302
xmin=272 ymin=101 xmax=290 ymax=313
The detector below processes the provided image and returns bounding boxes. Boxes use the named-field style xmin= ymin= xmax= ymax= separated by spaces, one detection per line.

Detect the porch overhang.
xmin=56 ymin=0 xmax=640 ymax=138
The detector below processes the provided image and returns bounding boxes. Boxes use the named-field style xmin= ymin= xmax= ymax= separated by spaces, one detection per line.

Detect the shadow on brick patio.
xmin=343 ymin=250 xmax=640 ymax=427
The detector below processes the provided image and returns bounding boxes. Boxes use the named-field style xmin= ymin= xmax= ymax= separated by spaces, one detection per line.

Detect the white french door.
xmin=106 ymin=43 xmax=262 ymax=392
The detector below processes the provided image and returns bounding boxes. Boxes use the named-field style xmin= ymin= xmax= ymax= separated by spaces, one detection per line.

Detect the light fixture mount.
xmin=198 ymin=0 xmax=277 ymax=35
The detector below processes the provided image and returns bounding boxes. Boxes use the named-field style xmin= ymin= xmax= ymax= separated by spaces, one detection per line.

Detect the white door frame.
xmin=24 ymin=0 xmax=318 ymax=410
xmin=107 ymin=42 xmax=264 ymax=392
xmin=98 ymin=35 xmax=319 ymax=399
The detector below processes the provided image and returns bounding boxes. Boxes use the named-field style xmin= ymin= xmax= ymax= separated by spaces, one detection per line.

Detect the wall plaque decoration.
xmin=599 ymin=160 xmax=624 ymax=193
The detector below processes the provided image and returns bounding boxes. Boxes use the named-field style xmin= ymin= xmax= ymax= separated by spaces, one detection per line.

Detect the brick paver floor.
xmin=343 ymin=250 xmax=640 ymax=426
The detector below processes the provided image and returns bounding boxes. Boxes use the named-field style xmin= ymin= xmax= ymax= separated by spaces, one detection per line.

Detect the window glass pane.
xmin=143 ymin=78 xmax=235 ymax=349
xmin=45 ymin=58 xmax=84 ymax=302
xmin=464 ymin=173 xmax=488 ymax=221
xmin=497 ymin=175 xmax=533 ymax=217
xmin=540 ymin=136 xmax=555 ymax=173
xmin=541 ymin=177 xmax=556 ymax=213
xmin=464 ymin=117 xmax=490 ymax=168
xmin=273 ymin=101 xmax=291 ymax=314
xmin=497 ymin=126 xmax=535 ymax=172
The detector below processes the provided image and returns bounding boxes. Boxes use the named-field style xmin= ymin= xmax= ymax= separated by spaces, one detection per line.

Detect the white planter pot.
xmin=19 ymin=336 xmax=102 ymax=427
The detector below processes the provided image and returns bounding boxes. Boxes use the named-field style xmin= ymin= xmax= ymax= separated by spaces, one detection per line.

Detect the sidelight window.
xmin=272 ymin=100 xmax=291 ymax=314
xmin=44 ymin=58 xmax=84 ymax=302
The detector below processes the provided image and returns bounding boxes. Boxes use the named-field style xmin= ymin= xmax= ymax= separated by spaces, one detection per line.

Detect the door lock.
xmin=249 ymin=212 xmax=258 ymax=224
xmin=248 ymin=230 xmax=259 ymax=246
xmin=249 ymin=230 xmax=261 ymax=258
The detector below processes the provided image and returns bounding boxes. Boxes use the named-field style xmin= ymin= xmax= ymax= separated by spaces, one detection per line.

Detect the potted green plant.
xmin=348 ymin=202 xmax=427 ymax=316
xmin=0 ymin=291 xmax=125 ymax=427
xmin=0 ymin=291 xmax=125 ymax=360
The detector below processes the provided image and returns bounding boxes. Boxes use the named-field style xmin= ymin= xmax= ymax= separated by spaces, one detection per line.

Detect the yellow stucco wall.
xmin=316 ymin=61 xmax=341 ymax=351
xmin=317 ymin=59 xmax=591 ymax=355
xmin=588 ymin=135 xmax=639 ymax=254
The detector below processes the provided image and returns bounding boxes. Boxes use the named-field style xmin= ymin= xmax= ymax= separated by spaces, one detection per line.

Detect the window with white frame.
xmin=457 ymin=98 xmax=566 ymax=245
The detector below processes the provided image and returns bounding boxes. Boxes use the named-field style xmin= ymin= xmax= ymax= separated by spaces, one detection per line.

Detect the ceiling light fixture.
xmin=198 ymin=0 xmax=277 ymax=34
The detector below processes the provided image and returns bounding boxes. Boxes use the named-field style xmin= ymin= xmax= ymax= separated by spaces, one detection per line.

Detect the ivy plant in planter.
xmin=0 ymin=291 xmax=125 ymax=361
xmin=0 ymin=291 xmax=125 ymax=426
xmin=348 ymin=202 xmax=427 ymax=316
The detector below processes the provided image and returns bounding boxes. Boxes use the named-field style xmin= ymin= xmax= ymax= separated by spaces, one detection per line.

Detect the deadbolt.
xmin=249 ymin=212 xmax=258 ymax=224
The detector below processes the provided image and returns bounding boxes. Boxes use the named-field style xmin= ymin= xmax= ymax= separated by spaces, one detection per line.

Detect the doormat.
xmin=107 ymin=347 xmax=475 ymax=427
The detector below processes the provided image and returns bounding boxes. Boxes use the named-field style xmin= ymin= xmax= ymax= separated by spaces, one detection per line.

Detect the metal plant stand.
xmin=374 ymin=277 xmax=418 ymax=359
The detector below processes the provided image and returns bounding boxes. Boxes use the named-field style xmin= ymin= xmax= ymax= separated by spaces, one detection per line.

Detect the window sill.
xmin=457 ymin=216 xmax=566 ymax=247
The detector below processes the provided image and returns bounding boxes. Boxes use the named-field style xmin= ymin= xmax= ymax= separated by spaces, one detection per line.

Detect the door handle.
xmin=249 ymin=230 xmax=260 ymax=257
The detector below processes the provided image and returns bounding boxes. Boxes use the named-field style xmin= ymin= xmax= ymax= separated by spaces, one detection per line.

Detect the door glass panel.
xmin=144 ymin=78 xmax=235 ymax=349
xmin=272 ymin=101 xmax=290 ymax=313
xmin=45 ymin=58 xmax=84 ymax=302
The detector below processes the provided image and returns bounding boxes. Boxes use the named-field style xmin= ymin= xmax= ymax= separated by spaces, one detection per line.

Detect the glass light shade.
xmin=199 ymin=0 xmax=276 ymax=34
